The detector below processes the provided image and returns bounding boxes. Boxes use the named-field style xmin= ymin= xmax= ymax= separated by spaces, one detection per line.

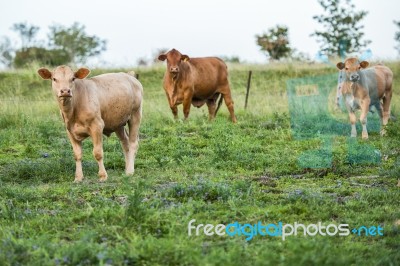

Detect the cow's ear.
xmin=158 ymin=54 xmax=167 ymax=61
xmin=181 ymin=55 xmax=190 ymax=62
xmin=359 ymin=61 xmax=369 ymax=69
xmin=336 ymin=62 xmax=345 ymax=70
xmin=38 ymin=68 xmax=52 ymax=80
xmin=74 ymin=68 xmax=90 ymax=79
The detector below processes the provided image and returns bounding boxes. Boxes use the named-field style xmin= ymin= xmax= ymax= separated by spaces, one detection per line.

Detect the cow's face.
xmin=158 ymin=49 xmax=190 ymax=77
xmin=336 ymin=58 xmax=369 ymax=82
xmin=38 ymin=66 xmax=90 ymax=99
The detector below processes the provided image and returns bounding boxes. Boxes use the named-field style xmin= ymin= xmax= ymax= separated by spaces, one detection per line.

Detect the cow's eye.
xmin=52 ymin=78 xmax=57 ymax=82
xmin=72 ymin=77 xmax=76 ymax=82
xmin=345 ymin=67 xmax=348 ymax=70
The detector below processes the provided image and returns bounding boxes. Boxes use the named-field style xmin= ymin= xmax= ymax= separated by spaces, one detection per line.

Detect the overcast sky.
xmin=1 ymin=0 xmax=399 ymax=67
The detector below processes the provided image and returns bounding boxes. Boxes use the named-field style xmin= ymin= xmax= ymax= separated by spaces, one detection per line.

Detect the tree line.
xmin=0 ymin=0 xmax=399 ymax=68
xmin=257 ymin=0 xmax=399 ymax=61
xmin=0 ymin=22 xmax=106 ymax=68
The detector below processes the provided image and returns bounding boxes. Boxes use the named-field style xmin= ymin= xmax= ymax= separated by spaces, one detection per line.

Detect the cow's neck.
xmin=57 ymin=97 xmax=75 ymax=122
xmin=167 ymin=72 xmax=181 ymax=93
xmin=169 ymin=72 xmax=181 ymax=84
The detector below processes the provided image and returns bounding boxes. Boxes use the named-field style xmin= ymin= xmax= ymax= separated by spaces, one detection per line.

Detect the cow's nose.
xmin=350 ymin=74 xmax=359 ymax=81
xmin=60 ymin=88 xmax=72 ymax=97
xmin=170 ymin=67 xmax=179 ymax=73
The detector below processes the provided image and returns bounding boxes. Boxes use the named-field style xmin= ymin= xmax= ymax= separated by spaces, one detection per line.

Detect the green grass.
xmin=0 ymin=62 xmax=399 ymax=265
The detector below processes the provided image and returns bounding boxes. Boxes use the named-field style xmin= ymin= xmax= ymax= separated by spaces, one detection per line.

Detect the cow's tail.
xmin=127 ymin=71 xmax=139 ymax=80
xmin=215 ymin=93 xmax=224 ymax=116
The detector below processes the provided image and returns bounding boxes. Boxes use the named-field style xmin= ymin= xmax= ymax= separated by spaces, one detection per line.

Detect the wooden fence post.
xmin=245 ymin=70 xmax=252 ymax=109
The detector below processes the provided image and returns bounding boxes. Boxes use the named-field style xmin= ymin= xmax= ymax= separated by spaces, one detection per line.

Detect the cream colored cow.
xmin=336 ymin=58 xmax=393 ymax=139
xmin=38 ymin=66 xmax=143 ymax=182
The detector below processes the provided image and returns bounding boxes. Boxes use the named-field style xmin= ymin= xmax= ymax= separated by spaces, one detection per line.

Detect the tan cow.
xmin=38 ymin=66 xmax=143 ymax=182
xmin=158 ymin=48 xmax=237 ymax=122
xmin=336 ymin=58 xmax=393 ymax=139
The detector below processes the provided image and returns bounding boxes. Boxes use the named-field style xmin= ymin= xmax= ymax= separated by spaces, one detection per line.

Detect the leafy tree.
xmin=256 ymin=25 xmax=291 ymax=61
xmin=312 ymin=0 xmax=370 ymax=57
xmin=0 ymin=37 xmax=14 ymax=68
xmin=11 ymin=22 xmax=40 ymax=50
xmin=395 ymin=20 xmax=400 ymax=55
xmin=220 ymin=55 xmax=241 ymax=63
xmin=48 ymin=22 xmax=107 ymax=64
xmin=290 ymin=49 xmax=311 ymax=62
xmin=13 ymin=47 xmax=70 ymax=68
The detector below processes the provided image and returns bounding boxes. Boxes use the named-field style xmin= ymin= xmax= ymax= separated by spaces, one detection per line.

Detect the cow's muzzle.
xmin=170 ymin=67 xmax=179 ymax=73
xmin=350 ymin=74 xmax=360 ymax=82
xmin=59 ymin=88 xmax=72 ymax=98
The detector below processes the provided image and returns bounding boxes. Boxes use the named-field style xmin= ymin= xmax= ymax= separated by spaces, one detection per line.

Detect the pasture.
xmin=0 ymin=62 xmax=399 ymax=265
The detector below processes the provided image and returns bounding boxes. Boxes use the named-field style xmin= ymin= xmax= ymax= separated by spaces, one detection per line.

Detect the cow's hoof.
xmin=362 ymin=133 xmax=368 ymax=140
xmin=99 ymin=172 xmax=108 ymax=182
xmin=73 ymin=178 xmax=83 ymax=183
xmin=397 ymin=179 xmax=400 ymax=187
xmin=125 ymin=170 xmax=134 ymax=175
xmin=380 ymin=129 xmax=387 ymax=136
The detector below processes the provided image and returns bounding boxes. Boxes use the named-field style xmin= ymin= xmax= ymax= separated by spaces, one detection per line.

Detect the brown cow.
xmin=336 ymin=58 xmax=393 ymax=139
xmin=158 ymin=48 xmax=237 ymax=122
xmin=38 ymin=66 xmax=143 ymax=182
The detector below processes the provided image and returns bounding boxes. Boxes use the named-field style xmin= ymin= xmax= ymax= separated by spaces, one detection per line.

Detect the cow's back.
xmin=189 ymin=57 xmax=228 ymax=90
xmin=374 ymin=65 xmax=393 ymax=91
xmin=360 ymin=66 xmax=393 ymax=101
xmin=82 ymin=73 xmax=143 ymax=131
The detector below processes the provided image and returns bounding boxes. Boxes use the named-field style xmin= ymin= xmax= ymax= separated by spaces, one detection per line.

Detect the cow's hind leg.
xmin=126 ymin=107 xmax=142 ymax=174
xmin=375 ymin=102 xmax=386 ymax=136
xmin=90 ymin=127 xmax=108 ymax=181
xmin=219 ymin=84 xmax=237 ymax=123
xmin=381 ymin=89 xmax=392 ymax=136
xmin=115 ymin=126 xmax=130 ymax=173
xmin=206 ymin=94 xmax=220 ymax=120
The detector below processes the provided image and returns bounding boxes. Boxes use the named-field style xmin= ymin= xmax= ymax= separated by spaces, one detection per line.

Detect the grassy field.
xmin=0 ymin=62 xmax=399 ymax=265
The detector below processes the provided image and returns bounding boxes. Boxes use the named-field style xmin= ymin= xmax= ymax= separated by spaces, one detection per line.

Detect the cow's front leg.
xmin=183 ymin=89 xmax=193 ymax=120
xmin=90 ymin=126 xmax=108 ymax=181
xmin=171 ymin=106 xmax=178 ymax=120
xmin=67 ymin=131 xmax=83 ymax=182
xmin=360 ymin=99 xmax=370 ymax=139
xmin=165 ymin=88 xmax=178 ymax=120
xmin=348 ymin=111 xmax=357 ymax=138
xmin=115 ymin=126 xmax=130 ymax=172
